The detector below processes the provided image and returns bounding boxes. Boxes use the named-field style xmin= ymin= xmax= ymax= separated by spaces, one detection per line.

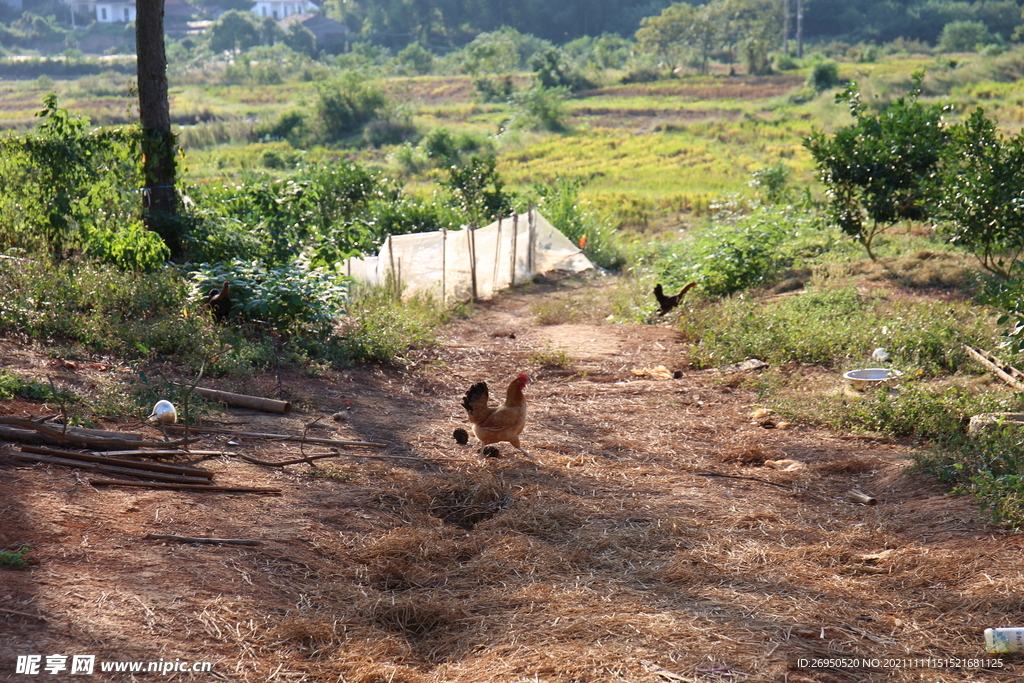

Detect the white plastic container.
xmin=984 ymin=627 xmax=1024 ymax=653
xmin=147 ymin=400 xmax=177 ymax=425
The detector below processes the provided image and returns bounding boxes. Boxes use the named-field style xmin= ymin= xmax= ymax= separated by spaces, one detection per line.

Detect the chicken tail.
xmin=461 ymin=382 xmax=489 ymax=416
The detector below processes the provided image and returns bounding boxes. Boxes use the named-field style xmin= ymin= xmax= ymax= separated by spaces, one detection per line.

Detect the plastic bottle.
xmin=984 ymin=628 xmax=1024 ymax=653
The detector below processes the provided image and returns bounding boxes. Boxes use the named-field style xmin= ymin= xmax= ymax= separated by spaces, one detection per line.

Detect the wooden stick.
xmin=235 ymin=451 xmax=477 ymax=467
xmin=848 ymin=489 xmax=878 ymax=506
xmin=165 ymin=424 xmax=387 ymax=448
xmin=14 ymin=453 xmax=213 ymax=485
xmin=145 ymin=533 xmax=261 ymax=546
xmin=963 ymin=344 xmax=1024 ymax=391
xmin=174 ymin=384 xmax=291 ymax=414
xmin=19 ymin=446 xmax=214 ymax=477
xmin=468 ymin=221 xmax=478 ymax=302
xmin=89 ymin=479 xmax=281 ymax=493
xmin=0 ymin=417 xmax=200 ymax=449
xmin=0 ymin=607 xmax=46 ymax=621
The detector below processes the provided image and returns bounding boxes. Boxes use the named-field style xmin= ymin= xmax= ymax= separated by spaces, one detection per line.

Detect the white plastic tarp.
xmin=342 ymin=211 xmax=593 ymax=301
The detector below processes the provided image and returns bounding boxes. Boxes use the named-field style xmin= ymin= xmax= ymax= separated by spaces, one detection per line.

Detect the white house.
xmin=251 ymin=0 xmax=316 ymax=20
xmin=95 ymin=0 xmax=135 ymax=22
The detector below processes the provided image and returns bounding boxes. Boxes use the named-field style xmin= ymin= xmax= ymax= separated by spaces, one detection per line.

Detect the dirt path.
xmin=1 ymin=277 xmax=1020 ymax=682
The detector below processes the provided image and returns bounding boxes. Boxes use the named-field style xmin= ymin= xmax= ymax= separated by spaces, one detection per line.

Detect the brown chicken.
xmin=461 ymin=373 xmax=531 ymax=459
xmin=653 ymin=281 xmax=697 ymax=316
xmin=207 ymin=280 xmax=231 ymax=323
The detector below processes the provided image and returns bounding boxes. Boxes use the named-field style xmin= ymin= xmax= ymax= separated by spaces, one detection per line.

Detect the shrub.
xmin=806 ymin=60 xmax=840 ymax=91
xmin=190 ymin=259 xmax=350 ymax=334
xmin=313 ymin=74 xmax=388 ymax=143
xmin=0 ymin=95 xmax=166 ymax=269
xmin=504 ymin=85 xmax=570 ymax=133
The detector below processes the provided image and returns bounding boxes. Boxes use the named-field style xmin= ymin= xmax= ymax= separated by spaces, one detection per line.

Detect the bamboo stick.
xmin=510 ymin=213 xmax=518 ymax=287
xmin=963 ymin=344 xmax=1024 ymax=391
xmin=0 ymin=418 xmax=198 ymax=449
xmin=19 ymin=445 xmax=214 ymax=477
xmin=15 ymin=453 xmax=213 ymax=484
xmin=145 ymin=533 xmax=261 ymax=546
xmin=165 ymin=424 xmax=387 ymax=447
xmin=441 ymin=227 xmax=447 ymax=305
xmin=848 ymin=489 xmax=878 ymax=506
xmin=188 ymin=386 xmax=291 ymax=414
xmin=468 ymin=222 xmax=478 ymax=302
xmin=236 ymin=451 xmax=477 ymax=467
xmin=89 ymin=480 xmax=281 ymax=493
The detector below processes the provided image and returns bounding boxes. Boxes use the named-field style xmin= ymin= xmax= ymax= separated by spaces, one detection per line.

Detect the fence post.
xmin=468 ymin=222 xmax=478 ymax=302
xmin=441 ymin=227 xmax=447 ymax=306
xmin=493 ymin=216 xmax=503 ymax=294
xmin=510 ymin=213 xmax=519 ymax=287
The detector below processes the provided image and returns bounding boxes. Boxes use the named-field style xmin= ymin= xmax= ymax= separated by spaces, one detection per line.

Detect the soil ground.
xmin=1 ymin=275 xmax=1021 ymax=683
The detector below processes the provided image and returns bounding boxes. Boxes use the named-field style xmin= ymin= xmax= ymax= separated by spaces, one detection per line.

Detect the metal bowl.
xmin=843 ymin=368 xmax=903 ymax=391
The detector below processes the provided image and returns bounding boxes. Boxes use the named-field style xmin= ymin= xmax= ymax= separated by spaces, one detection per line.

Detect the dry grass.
xmin=1 ymin=275 xmax=1020 ymax=682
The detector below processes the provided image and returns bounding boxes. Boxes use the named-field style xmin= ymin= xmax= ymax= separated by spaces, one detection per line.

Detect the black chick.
xmin=207 ymin=281 xmax=231 ymax=323
xmin=653 ymin=282 xmax=697 ymax=316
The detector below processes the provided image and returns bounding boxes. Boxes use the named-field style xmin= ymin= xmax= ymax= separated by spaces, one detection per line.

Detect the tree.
xmin=938 ymin=20 xmax=991 ymax=52
xmin=283 ymin=22 xmax=317 ymax=57
xmin=136 ymin=0 xmax=181 ymax=258
xmin=636 ymin=2 xmax=719 ymax=74
xmin=313 ymin=73 xmax=387 ymax=143
xmin=935 ymin=108 xmax=1024 ymax=280
xmin=208 ymin=10 xmax=264 ymax=53
xmin=719 ymin=0 xmax=786 ymax=75
xmin=804 ymin=73 xmax=948 ymax=260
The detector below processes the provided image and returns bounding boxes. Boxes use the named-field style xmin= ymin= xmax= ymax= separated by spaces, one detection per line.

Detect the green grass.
xmin=0 ymin=547 xmax=29 ymax=567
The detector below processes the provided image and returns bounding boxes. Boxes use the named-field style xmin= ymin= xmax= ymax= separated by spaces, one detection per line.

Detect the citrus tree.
xmin=805 ymin=73 xmax=949 ymax=260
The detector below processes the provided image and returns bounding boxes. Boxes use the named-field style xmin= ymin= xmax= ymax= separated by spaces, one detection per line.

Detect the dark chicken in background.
xmin=207 ymin=281 xmax=231 ymax=323
xmin=653 ymin=282 xmax=697 ymax=316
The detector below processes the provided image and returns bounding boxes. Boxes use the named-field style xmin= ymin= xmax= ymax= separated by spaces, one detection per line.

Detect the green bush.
xmin=190 ymin=259 xmax=350 ymax=334
xmin=653 ymin=206 xmax=829 ymax=297
xmin=504 ymin=85 xmax=570 ymax=133
xmin=806 ymin=60 xmax=840 ymax=92
xmin=0 ymin=95 xmax=166 ymax=270
xmin=313 ymin=73 xmax=388 ymax=143
xmin=0 ymin=547 xmax=29 ymax=567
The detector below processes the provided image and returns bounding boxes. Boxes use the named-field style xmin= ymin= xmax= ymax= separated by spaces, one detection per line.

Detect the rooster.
xmin=461 ymin=373 xmax=531 ymax=459
xmin=653 ymin=282 xmax=697 ymax=316
xmin=207 ymin=280 xmax=231 ymax=323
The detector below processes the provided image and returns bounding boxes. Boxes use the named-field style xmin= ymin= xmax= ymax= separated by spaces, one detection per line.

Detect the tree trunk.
xmin=136 ymin=0 xmax=182 ymax=258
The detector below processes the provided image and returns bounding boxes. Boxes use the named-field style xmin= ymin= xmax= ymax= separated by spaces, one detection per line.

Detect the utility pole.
xmin=796 ymin=0 xmax=804 ymax=58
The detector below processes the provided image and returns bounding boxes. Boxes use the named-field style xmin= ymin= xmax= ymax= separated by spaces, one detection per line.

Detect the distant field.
xmin=4 ymin=51 xmax=1023 ymax=220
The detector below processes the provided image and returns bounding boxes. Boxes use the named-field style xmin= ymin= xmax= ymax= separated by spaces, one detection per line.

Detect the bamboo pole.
xmin=441 ymin=227 xmax=447 ymax=305
xmin=15 ymin=452 xmax=213 ymax=484
xmin=527 ymin=207 xmax=536 ymax=276
xmin=145 ymin=533 xmax=261 ymax=546
xmin=18 ymin=445 xmax=214 ymax=477
xmin=963 ymin=344 xmax=1024 ymax=391
xmin=468 ymin=222 xmax=478 ymax=301
xmin=178 ymin=385 xmax=291 ymax=414
xmin=164 ymin=424 xmax=387 ymax=447
xmin=493 ymin=216 xmax=502 ymax=293
xmin=510 ymin=213 xmax=518 ymax=287
xmin=89 ymin=480 xmax=281 ymax=493
xmin=0 ymin=417 xmax=198 ymax=449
